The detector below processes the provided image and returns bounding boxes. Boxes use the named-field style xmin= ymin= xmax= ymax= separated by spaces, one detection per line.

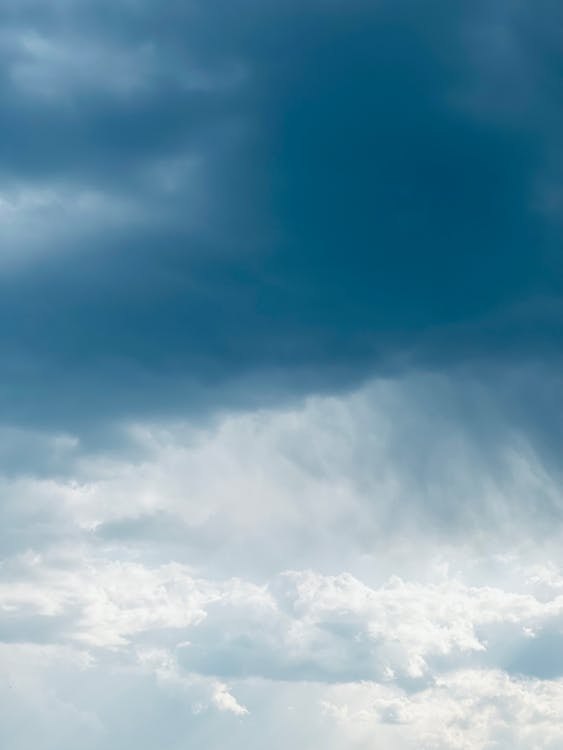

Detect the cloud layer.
xmin=1 ymin=1 xmax=562 ymax=748
xmin=1 ymin=0 xmax=562 ymax=433
xmin=2 ymin=378 xmax=563 ymax=747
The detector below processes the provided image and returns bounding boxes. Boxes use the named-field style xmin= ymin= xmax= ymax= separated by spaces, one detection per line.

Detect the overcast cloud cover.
xmin=1 ymin=1 xmax=563 ymax=748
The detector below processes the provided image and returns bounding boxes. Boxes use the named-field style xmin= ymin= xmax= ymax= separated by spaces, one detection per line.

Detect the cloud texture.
xmin=1 ymin=0 xmax=563 ymax=748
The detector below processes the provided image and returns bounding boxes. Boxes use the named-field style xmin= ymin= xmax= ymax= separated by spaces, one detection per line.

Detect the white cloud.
xmin=2 ymin=548 xmax=563 ymax=685
xmin=211 ymin=682 xmax=249 ymax=716
xmin=1 ymin=374 xmax=563 ymax=746
xmin=5 ymin=374 xmax=554 ymax=578
xmin=321 ymin=670 xmax=563 ymax=750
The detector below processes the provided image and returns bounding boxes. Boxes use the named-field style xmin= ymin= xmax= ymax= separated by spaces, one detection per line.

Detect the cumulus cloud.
xmin=3 ymin=549 xmax=563 ymax=748
xmin=3 ymin=543 xmax=563 ymax=684
xmin=321 ymin=670 xmax=563 ymax=750
xmin=0 ymin=378 xmax=562 ymax=747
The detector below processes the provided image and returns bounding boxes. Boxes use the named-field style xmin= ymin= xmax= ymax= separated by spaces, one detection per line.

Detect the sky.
xmin=1 ymin=1 xmax=563 ymax=747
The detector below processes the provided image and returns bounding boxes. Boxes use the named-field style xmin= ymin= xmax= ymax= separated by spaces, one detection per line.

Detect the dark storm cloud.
xmin=0 ymin=0 xmax=562 ymax=435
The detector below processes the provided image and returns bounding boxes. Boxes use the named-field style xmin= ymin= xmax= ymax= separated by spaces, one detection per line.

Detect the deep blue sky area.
xmin=1 ymin=0 xmax=562 ymax=434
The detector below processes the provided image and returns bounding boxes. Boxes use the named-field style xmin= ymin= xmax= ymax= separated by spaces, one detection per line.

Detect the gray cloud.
xmin=0 ymin=0 xmax=561 ymax=441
